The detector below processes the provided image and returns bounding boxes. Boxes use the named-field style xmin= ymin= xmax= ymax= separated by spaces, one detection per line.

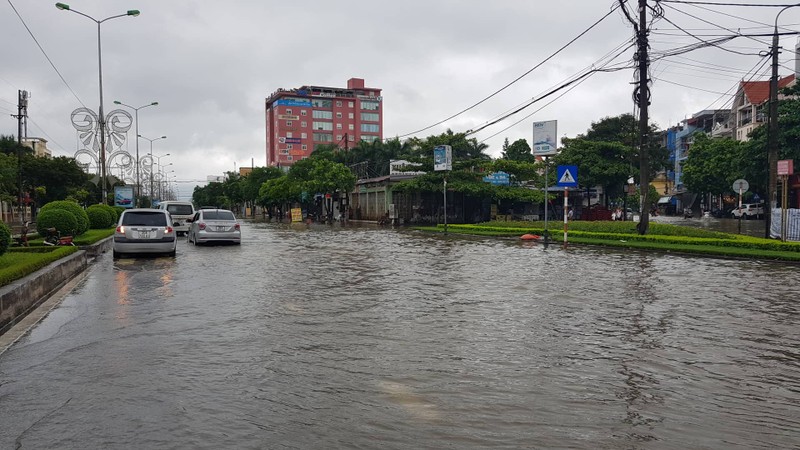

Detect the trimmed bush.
xmin=36 ymin=208 xmax=79 ymax=237
xmin=0 ymin=222 xmax=10 ymax=256
xmin=87 ymin=206 xmax=114 ymax=229
xmin=112 ymin=206 xmax=125 ymax=222
xmin=39 ymin=200 xmax=90 ymax=235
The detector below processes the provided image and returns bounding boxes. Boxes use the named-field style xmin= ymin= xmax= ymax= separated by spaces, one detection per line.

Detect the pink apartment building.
xmin=265 ymin=78 xmax=383 ymax=167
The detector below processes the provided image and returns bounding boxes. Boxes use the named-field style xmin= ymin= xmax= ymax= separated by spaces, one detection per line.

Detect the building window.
xmin=361 ymin=112 xmax=379 ymax=122
xmin=336 ymin=123 xmax=343 ymax=130
xmin=301 ymin=132 xmax=307 ymax=139
xmin=361 ymin=135 xmax=379 ymax=143
xmin=348 ymin=101 xmax=354 ymax=108
xmin=286 ymin=109 xmax=292 ymax=114
xmin=361 ymin=100 xmax=379 ymax=111
xmin=301 ymin=121 xmax=307 ymax=128
xmin=313 ymin=110 xmax=333 ymax=119
xmin=348 ymin=113 xmax=354 ymax=119
xmin=287 ymin=144 xmax=293 ymax=150
xmin=301 ymin=110 xmax=307 ymax=116
xmin=312 ymin=99 xmax=332 ymax=108
xmin=313 ymin=132 xmax=333 ymax=142
xmin=280 ymin=149 xmax=289 ymax=155
xmin=349 ymin=124 xmax=354 ymax=130
xmin=287 ymin=155 xmax=293 ymax=161
xmin=286 ymin=121 xmax=292 ymax=127
xmin=361 ymin=123 xmax=379 ymax=133
xmin=336 ymin=112 xmax=342 ymax=119
xmin=336 ymin=101 xmax=342 ymax=107
xmin=302 ymin=144 xmax=307 ymax=150
xmin=337 ymin=135 xmax=342 ymax=141
xmin=313 ymin=122 xmax=333 ymax=131
xmin=349 ymin=135 xmax=355 ymax=142
xmin=286 ymin=132 xmax=293 ymax=138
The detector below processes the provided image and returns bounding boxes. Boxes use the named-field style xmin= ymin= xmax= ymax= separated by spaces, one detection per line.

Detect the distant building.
xmin=264 ymin=78 xmax=383 ymax=167
xmin=731 ymin=74 xmax=795 ymax=142
xmin=21 ymin=137 xmax=52 ymax=158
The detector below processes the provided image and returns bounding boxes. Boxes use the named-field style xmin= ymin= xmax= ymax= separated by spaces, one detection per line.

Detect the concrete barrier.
xmin=0 ymin=237 xmax=111 ymax=336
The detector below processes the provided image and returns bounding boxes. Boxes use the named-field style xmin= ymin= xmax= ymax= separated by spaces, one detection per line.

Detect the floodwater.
xmin=0 ymin=222 xmax=798 ymax=449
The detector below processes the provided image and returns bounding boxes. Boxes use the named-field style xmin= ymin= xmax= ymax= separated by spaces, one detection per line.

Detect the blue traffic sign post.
xmin=556 ymin=166 xmax=578 ymax=247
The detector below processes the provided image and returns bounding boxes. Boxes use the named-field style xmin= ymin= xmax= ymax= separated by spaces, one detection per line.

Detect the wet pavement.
xmin=0 ymin=221 xmax=798 ymax=449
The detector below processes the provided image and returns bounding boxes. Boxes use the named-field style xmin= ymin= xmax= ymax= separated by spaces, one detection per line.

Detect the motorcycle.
xmin=43 ymin=228 xmax=75 ymax=246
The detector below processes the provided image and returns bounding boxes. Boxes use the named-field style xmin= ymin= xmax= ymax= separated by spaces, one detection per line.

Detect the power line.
xmin=660 ymin=0 xmax=800 ymax=6
xmin=5 ymin=0 xmax=86 ymax=108
xmin=393 ymin=3 xmax=621 ymax=139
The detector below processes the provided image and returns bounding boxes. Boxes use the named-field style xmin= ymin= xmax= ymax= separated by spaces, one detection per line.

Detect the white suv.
xmin=731 ymin=203 xmax=764 ymax=219
xmin=158 ymin=201 xmax=196 ymax=235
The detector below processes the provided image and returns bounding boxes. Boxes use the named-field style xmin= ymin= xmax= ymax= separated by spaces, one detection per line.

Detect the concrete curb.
xmin=0 ymin=236 xmax=112 ymax=337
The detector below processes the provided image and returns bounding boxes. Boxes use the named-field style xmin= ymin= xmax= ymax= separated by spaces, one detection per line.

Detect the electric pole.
xmin=13 ymin=90 xmax=29 ymax=223
xmin=635 ymin=0 xmax=651 ymax=235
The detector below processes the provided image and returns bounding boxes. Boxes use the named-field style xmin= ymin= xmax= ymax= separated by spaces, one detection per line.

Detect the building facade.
xmin=264 ymin=78 xmax=383 ymax=167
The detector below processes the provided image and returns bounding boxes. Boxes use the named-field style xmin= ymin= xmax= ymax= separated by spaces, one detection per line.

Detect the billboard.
xmin=275 ymin=98 xmax=312 ymax=107
xmin=114 ymin=186 xmax=134 ymax=208
xmin=532 ymin=120 xmax=558 ymax=156
xmin=434 ymin=145 xmax=452 ymax=171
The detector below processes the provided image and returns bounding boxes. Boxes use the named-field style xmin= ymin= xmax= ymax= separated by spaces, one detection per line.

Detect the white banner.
xmin=532 ymin=120 xmax=558 ymax=156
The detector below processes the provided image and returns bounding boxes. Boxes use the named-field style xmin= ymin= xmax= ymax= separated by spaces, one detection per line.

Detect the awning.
xmin=657 ymin=196 xmax=673 ymax=204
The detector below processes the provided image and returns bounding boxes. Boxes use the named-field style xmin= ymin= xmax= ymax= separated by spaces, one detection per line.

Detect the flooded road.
xmin=1 ymin=221 xmax=798 ymax=449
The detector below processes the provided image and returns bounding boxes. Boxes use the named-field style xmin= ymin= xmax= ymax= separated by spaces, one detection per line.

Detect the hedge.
xmin=39 ymin=200 xmax=90 ymax=235
xmin=36 ymin=208 xmax=79 ymax=237
xmin=0 ymin=222 xmax=10 ymax=257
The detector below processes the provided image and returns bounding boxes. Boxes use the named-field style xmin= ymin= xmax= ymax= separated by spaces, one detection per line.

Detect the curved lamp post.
xmin=56 ymin=3 xmax=139 ymax=204
xmin=113 ymin=100 xmax=157 ymax=207
xmin=138 ymin=135 xmax=166 ymax=201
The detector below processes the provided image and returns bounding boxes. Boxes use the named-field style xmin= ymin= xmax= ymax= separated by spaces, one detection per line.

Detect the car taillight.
xmin=165 ymin=226 xmax=173 ymax=234
xmin=116 ymin=225 xmax=125 ymax=233
xmin=198 ymin=222 xmax=206 ymax=230
xmin=234 ymin=223 xmax=240 ymax=231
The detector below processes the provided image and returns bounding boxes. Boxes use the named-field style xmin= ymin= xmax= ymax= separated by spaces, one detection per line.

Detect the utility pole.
xmin=14 ymin=90 xmax=29 ymax=223
xmin=635 ymin=0 xmax=651 ymax=235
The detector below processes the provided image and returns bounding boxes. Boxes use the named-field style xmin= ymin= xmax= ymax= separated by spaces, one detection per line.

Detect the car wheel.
xmin=167 ymin=250 xmax=176 ymax=257
xmin=113 ymin=250 xmax=121 ymax=259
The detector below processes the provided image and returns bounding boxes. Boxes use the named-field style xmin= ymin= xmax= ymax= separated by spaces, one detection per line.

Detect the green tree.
xmin=682 ymin=133 xmax=743 ymax=196
xmin=501 ymin=138 xmax=534 ymax=162
xmin=240 ymin=166 xmax=285 ymax=216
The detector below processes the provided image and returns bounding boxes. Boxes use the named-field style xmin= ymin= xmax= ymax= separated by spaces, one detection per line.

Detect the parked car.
xmin=113 ymin=208 xmax=177 ymax=258
xmin=731 ymin=203 xmax=764 ymax=219
xmin=187 ymin=208 xmax=241 ymax=245
xmin=157 ymin=201 xmax=195 ymax=236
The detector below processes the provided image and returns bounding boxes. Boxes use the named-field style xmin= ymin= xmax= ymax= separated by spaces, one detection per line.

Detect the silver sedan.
xmin=113 ymin=208 xmax=178 ymax=258
xmin=187 ymin=209 xmax=241 ymax=245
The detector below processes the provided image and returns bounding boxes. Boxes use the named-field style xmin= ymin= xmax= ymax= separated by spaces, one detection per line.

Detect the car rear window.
xmin=122 ymin=211 xmax=168 ymax=226
xmin=167 ymin=204 xmax=194 ymax=215
xmin=203 ymin=211 xmax=235 ymax=220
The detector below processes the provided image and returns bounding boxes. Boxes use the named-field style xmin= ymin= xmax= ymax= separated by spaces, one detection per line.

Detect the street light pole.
xmin=56 ymin=3 xmax=139 ymax=205
xmin=138 ymin=135 xmax=166 ymax=204
xmin=114 ymin=100 xmax=158 ymax=207
xmin=767 ymin=4 xmax=800 ymax=238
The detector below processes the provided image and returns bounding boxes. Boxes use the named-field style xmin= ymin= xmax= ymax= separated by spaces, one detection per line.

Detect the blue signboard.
xmin=276 ymin=98 xmax=312 ymax=107
xmin=556 ymin=165 xmax=578 ymax=187
xmin=284 ymin=137 xmax=302 ymax=144
xmin=483 ymin=171 xmax=510 ymax=186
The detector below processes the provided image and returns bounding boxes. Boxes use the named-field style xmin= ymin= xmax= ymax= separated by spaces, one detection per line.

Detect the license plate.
xmin=139 ymin=231 xmax=151 ymax=239
xmin=216 ymin=226 xmax=226 ymax=231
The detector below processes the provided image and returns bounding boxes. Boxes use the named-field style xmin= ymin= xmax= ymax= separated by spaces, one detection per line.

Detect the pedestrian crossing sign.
xmin=556 ymin=165 xmax=578 ymax=187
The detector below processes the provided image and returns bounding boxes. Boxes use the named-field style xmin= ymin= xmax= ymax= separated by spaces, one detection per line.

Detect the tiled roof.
xmin=741 ymin=74 xmax=796 ymax=105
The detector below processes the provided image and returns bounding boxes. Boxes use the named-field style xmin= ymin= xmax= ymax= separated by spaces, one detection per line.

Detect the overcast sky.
xmin=2 ymin=1 xmax=799 ymax=199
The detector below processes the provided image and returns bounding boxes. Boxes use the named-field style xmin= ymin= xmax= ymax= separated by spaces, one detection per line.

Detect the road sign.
xmin=732 ymin=179 xmax=749 ymax=193
xmin=556 ymin=165 xmax=578 ymax=187
xmin=778 ymin=159 xmax=794 ymax=176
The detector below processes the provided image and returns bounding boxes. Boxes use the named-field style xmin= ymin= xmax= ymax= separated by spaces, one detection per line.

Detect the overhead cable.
xmin=393 ymin=3 xmax=621 ymax=139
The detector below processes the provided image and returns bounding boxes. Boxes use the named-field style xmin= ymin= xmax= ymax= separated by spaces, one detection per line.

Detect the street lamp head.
xmin=151 ymin=102 xmax=158 ymax=106
xmin=113 ymin=100 xmax=121 ymax=105
xmin=127 ymin=10 xmax=140 ymax=17
xmin=55 ymin=3 xmax=70 ymax=10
